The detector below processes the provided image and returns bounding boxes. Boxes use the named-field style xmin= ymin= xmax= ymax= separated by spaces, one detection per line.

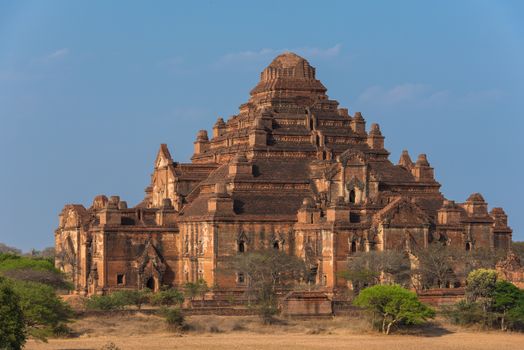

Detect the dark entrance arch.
xmin=146 ymin=277 xmax=155 ymax=290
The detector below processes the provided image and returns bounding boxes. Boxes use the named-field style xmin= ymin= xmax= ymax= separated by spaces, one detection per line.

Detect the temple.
xmin=55 ymin=52 xmax=513 ymax=295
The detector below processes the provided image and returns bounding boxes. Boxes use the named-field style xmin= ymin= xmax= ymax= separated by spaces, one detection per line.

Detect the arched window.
xmin=238 ymin=241 xmax=245 ymax=253
xmin=349 ymin=190 xmax=356 ymax=203
xmin=350 ymin=241 xmax=357 ymax=253
xmin=465 ymin=242 xmax=471 ymax=251
xmin=273 ymin=241 xmax=279 ymax=250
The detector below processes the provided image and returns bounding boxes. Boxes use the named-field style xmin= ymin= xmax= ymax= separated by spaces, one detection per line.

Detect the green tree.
xmin=353 ymin=284 xmax=435 ymax=335
xmin=492 ymin=281 xmax=524 ymax=331
xmin=466 ymin=269 xmax=498 ymax=303
xmin=0 ymin=277 xmax=26 ymax=350
xmin=10 ymin=280 xmax=72 ymax=340
xmin=228 ymin=249 xmax=307 ymax=324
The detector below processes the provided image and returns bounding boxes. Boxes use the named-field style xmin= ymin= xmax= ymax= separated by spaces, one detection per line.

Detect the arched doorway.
xmin=146 ymin=277 xmax=155 ymax=291
xmin=349 ymin=190 xmax=356 ymax=203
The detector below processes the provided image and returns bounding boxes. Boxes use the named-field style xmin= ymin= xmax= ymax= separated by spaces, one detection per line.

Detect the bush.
xmin=0 ymin=277 xmax=26 ymax=350
xmin=151 ymin=288 xmax=184 ymax=307
xmin=442 ymin=300 xmax=485 ymax=326
xmin=85 ymin=294 xmax=124 ymax=311
xmin=160 ymin=307 xmax=185 ymax=330
xmin=353 ymin=284 xmax=435 ymax=335
xmin=111 ymin=289 xmax=152 ymax=310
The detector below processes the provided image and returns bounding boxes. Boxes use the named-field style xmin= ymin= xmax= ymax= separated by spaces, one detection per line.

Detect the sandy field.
xmin=25 ymin=313 xmax=524 ymax=350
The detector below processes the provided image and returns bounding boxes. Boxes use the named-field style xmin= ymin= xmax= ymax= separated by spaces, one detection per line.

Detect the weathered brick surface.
xmin=55 ymin=53 xmax=512 ymax=296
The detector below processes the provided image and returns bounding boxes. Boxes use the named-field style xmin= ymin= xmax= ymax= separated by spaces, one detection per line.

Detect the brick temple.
xmin=55 ymin=52 xmax=513 ymax=295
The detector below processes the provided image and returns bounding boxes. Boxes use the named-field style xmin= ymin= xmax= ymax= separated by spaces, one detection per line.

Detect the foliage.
xmin=25 ymin=247 xmax=55 ymax=263
xmin=465 ymin=269 xmax=498 ymax=303
xmin=340 ymin=250 xmax=411 ymax=293
xmin=492 ymin=281 xmax=524 ymax=331
xmin=227 ymin=249 xmax=307 ymax=324
xmin=86 ymin=289 xmax=154 ymax=311
xmin=444 ymin=269 xmax=524 ymax=331
xmin=184 ymin=279 xmax=209 ymax=306
xmin=111 ymin=289 xmax=152 ymax=310
xmin=0 ymin=277 xmax=26 ymax=350
xmin=0 ymin=253 xmax=70 ymax=290
xmin=85 ymin=294 xmax=124 ymax=311
xmin=0 ymin=253 xmax=57 ymax=272
xmin=10 ymin=279 xmax=72 ymax=340
xmin=150 ymin=288 xmax=184 ymax=307
xmin=442 ymin=300 xmax=485 ymax=326
xmin=353 ymin=284 xmax=435 ymax=335
xmin=160 ymin=307 xmax=185 ymax=330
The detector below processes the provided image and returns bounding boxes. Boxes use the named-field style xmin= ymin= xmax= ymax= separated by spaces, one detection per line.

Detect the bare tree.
xmin=340 ymin=250 xmax=411 ymax=294
xmin=227 ymin=249 xmax=307 ymax=323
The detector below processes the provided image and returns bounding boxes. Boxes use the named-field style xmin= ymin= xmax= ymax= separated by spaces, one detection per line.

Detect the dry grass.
xmin=25 ymin=313 xmax=524 ymax=350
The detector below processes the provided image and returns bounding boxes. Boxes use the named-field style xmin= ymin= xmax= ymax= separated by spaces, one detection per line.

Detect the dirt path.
xmin=24 ymin=314 xmax=524 ymax=350
xmin=26 ymin=331 xmax=524 ymax=350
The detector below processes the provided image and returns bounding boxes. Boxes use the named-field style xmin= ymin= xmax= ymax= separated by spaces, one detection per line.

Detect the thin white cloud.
xmin=46 ymin=48 xmax=69 ymax=60
xmin=357 ymin=83 xmax=450 ymax=107
xmin=357 ymin=83 xmax=503 ymax=109
xmin=217 ymin=44 xmax=342 ymax=65
xmin=38 ymin=48 xmax=70 ymax=63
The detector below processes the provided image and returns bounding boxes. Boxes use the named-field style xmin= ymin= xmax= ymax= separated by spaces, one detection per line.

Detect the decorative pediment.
xmin=377 ymin=198 xmax=430 ymax=227
xmin=154 ymin=144 xmax=174 ymax=169
xmin=237 ymin=231 xmax=249 ymax=243
xmin=346 ymin=177 xmax=365 ymax=191
xmin=135 ymin=240 xmax=166 ymax=276
xmin=338 ymin=149 xmax=367 ymax=166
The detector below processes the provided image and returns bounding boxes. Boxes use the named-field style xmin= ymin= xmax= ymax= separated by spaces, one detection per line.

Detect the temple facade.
xmin=55 ymin=52 xmax=512 ymax=295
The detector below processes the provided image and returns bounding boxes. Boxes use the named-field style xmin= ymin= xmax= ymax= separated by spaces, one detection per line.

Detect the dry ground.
xmin=25 ymin=313 xmax=524 ymax=350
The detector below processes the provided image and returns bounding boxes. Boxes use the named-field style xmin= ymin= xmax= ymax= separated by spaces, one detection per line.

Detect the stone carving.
xmin=54 ymin=52 xmax=512 ymax=295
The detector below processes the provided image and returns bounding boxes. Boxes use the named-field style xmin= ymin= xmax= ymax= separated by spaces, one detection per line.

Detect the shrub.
xmin=160 ymin=307 xmax=185 ymax=330
xmin=85 ymin=294 xmax=124 ymax=311
xmin=442 ymin=300 xmax=485 ymax=326
xmin=111 ymin=289 xmax=151 ymax=310
xmin=151 ymin=288 xmax=184 ymax=307
xmin=353 ymin=284 xmax=435 ymax=335
xmin=0 ymin=277 xmax=26 ymax=350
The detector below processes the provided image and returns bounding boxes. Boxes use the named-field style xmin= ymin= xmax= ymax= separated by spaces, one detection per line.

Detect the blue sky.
xmin=0 ymin=1 xmax=523 ymax=250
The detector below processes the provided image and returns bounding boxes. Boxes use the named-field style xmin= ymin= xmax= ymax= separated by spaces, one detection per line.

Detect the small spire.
xmin=398 ymin=149 xmax=413 ymax=168
xmin=369 ymin=123 xmax=382 ymax=136
xmin=214 ymin=117 xmax=225 ymax=128
xmin=415 ymin=154 xmax=430 ymax=167
xmin=196 ymin=130 xmax=209 ymax=142
xmin=353 ymin=111 xmax=364 ymax=121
